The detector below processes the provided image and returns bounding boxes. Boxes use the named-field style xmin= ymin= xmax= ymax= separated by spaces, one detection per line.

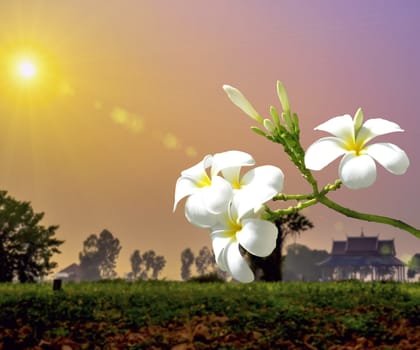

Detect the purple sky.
xmin=0 ymin=1 xmax=419 ymax=279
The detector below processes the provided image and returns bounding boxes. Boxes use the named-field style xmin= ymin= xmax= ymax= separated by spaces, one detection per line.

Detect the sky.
xmin=0 ymin=1 xmax=419 ymax=280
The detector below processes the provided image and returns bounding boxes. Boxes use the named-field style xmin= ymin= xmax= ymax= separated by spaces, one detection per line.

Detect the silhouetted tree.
xmin=407 ymin=253 xmax=420 ymax=279
xmin=129 ymin=249 xmax=166 ymax=280
xmin=78 ymin=234 xmax=101 ymax=281
xmin=195 ymin=246 xmax=216 ymax=275
xmin=0 ymin=190 xmax=63 ymax=282
xmin=283 ymin=243 xmax=330 ymax=281
xmin=180 ymin=248 xmax=195 ymax=281
xmin=248 ymin=212 xmax=313 ymax=281
xmin=142 ymin=250 xmax=156 ymax=273
xmin=79 ymin=229 xmax=121 ymax=280
xmin=152 ymin=255 xmax=166 ymax=279
xmin=130 ymin=249 xmax=142 ymax=279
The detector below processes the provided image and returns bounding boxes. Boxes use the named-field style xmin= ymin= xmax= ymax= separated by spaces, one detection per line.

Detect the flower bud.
xmin=276 ymin=81 xmax=290 ymax=114
xmin=263 ymin=119 xmax=275 ymax=133
xmin=223 ymin=85 xmax=263 ymax=124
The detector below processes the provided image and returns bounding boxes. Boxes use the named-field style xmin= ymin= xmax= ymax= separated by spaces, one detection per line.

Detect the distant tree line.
xmin=77 ymin=229 xmax=167 ymax=281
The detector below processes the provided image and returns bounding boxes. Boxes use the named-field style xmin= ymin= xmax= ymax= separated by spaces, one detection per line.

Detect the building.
xmin=318 ymin=233 xmax=406 ymax=281
xmin=55 ymin=263 xmax=81 ymax=282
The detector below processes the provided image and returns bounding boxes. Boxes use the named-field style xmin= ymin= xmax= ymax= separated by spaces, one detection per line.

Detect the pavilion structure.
xmin=318 ymin=233 xmax=406 ymax=281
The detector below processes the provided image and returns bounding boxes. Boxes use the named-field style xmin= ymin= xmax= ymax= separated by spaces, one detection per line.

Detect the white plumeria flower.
xmin=173 ymin=150 xmax=255 ymax=228
xmin=210 ymin=197 xmax=278 ymax=283
xmin=183 ymin=160 xmax=285 ymax=228
xmin=221 ymin=163 xmax=284 ymax=215
xmin=304 ymin=108 xmax=410 ymax=189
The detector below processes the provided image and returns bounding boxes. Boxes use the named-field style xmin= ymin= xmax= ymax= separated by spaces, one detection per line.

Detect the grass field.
xmin=0 ymin=280 xmax=419 ymax=349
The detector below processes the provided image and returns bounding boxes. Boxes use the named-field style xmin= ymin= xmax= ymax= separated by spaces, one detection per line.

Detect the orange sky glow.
xmin=0 ymin=1 xmax=419 ymax=280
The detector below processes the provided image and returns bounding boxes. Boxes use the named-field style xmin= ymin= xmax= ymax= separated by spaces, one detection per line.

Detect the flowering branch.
xmin=174 ymin=81 xmax=419 ymax=283
xmin=223 ymin=81 xmax=420 ymax=239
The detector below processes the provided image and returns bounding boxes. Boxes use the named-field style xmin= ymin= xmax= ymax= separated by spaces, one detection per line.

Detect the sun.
xmin=17 ymin=58 xmax=37 ymax=79
xmin=0 ymin=41 xmax=67 ymax=108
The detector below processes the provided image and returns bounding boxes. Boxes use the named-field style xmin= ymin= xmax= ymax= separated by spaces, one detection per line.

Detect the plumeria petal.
xmin=229 ymin=165 xmax=284 ymax=217
xmin=210 ymin=230 xmax=232 ymax=271
xmin=365 ymin=143 xmax=410 ymax=175
xmin=356 ymin=118 xmax=404 ymax=144
xmin=173 ymin=177 xmax=198 ymax=212
xmin=339 ymin=153 xmax=377 ymax=189
xmin=222 ymin=85 xmax=263 ymax=124
xmin=181 ymin=154 xmax=213 ymax=177
xmin=211 ymin=150 xmax=255 ymax=178
xmin=305 ymin=137 xmax=347 ymax=170
xmin=240 ymin=165 xmax=284 ymax=192
xmin=201 ymin=176 xmax=233 ymax=213
xmin=224 ymin=240 xmax=254 ymax=283
xmin=184 ymin=194 xmax=219 ymax=228
xmin=174 ymin=155 xmax=213 ymax=211
xmin=220 ymin=166 xmax=242 ymax=188
xmin=237 ymin=218 xmax=277 ymax=257
xmin=234 ymin=187 xmax=277 ymax=219
xmin=314 ymin=115 xmax=354 ymax=140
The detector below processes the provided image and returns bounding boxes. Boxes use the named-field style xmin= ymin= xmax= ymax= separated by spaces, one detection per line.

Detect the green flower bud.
xmin=277 ymin=81 xmax=290 ymax=114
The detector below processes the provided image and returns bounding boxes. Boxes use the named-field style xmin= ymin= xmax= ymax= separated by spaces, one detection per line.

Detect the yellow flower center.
xmin=196 ymin=173 xmax=211 ymax=188
xmin=231 ymin=178 xmax=242 ymax=190
xmin=344 ymin=136 xmax=366 ymax=156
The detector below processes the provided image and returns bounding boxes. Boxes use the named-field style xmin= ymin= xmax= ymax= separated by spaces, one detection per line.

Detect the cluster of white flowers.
xmin=174 ymin=82 xmax=412 ymax=282
xmin=174 ymin=150 xmax=284 ymax=282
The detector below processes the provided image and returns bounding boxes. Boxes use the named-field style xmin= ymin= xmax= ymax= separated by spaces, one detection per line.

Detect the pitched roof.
xmin=318 ymin=255 xmax=405 ymax=267
xmin=318 ymin=234 xmax=403 ymax=267
xmin=331 ymin=241 xmax=346 ymax=255
xmin=58 ymin=263 xmax=80 ymax=275
xmin=346 ymin=236 xmax=378 ymax=254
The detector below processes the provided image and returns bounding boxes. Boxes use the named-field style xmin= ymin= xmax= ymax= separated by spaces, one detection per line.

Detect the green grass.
xmin=0 ymin=280 xmax=419 ymax=349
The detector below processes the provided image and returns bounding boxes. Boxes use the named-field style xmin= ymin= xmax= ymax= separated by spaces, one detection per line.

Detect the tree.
xmin=129 ymin=249 xmax=166 ymax=280
xmin=0 ymin=190 xmax=63 ymax=282
xmin=407 ymin=253 xmax=420 ymax=279
xmin=79 ymin=229 xmax=121 ymax=281
xmin=180 ymin=248 xmax=195 ymax=281
xmin=195 ymin=246 xmax=216 ymax=275
xmin=130 ymin=249 xmax=142 ymax=279
xmin=142 ymin=250 xmax=156 ymax=273
xmin=283 ymin=243 xmax=330 ymax=281
xmin=151 ymin=255 xmax=166 ymax=279
xmin=247 ymin=212 xmax=313 ymax=281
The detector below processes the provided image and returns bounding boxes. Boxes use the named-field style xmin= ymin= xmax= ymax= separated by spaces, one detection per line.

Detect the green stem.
xmin=318 ymin=195 xmax=420 ymax=239
xmin=273 ymin=193 xmax=315 ymax=201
